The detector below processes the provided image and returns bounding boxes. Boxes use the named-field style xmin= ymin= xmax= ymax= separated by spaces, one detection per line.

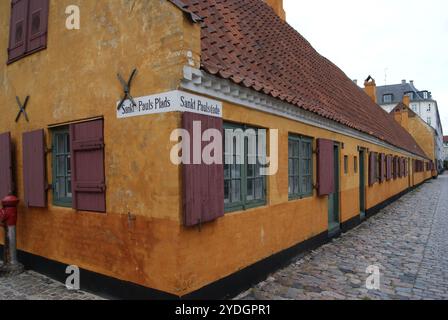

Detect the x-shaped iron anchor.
xmin=117 ymin=68 xmax=138 ymax=111
xmin=15 ymin=96 xmax=30 ymax=123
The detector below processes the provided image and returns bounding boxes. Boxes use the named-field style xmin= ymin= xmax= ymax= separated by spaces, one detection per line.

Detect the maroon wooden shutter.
xmin=70 ymin=119 xmax=106 ymax=212
xmin=368 ymin=152 xmax=375 ymax=186
xmin=386 ymin=155 xmax=392 ymax=181
xmin=379 ymin=153 xmax=385 ymax=183
xmin=8 ymin=0 xmax=28 ymax=62
xmin=27 ymin=0 xmax=49 ymax=52
xmin=398 ymin=158 xmax=402 ymax=178
xmin=183 ymin=112 xmax=224 ymax=227
xmin=23 ymin=129 xmax=46 ymax=207
xmin=316 ymin=139 xmax=334 ymax=196
xmin=0 ymin=133 xmax=14 ymax=199
xmin=393 ymin=156 xmax=398 ymax=179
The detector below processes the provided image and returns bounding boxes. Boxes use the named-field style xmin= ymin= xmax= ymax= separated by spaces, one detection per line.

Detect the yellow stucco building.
xmin=0 ymin=0 xmax=433 ymax=298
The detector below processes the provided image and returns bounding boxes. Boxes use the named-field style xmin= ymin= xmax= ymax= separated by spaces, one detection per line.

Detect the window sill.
xmin=289 ymin=194 xmax=313 ymax=202
xmin=225 ymin=201 xmax=267 ymax=214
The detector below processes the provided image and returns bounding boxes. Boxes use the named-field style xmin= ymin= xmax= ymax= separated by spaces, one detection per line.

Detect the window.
xmin=49 ymin=119 xmax=106 ymax=212
xmin=224 ymin=123 xmax=266 ymax=212
xmin=412 ymin=105 xmax=417 ymax=112
xmin=8 ymin=0 xmax=49 ymax=64
xmin=423 ymin=92 xmax=429 ymax=99
xmin=383 ymin=94 xmax=393 ymax=104
xmin=288 ymin=134 xmax=313 ymax=200
xmin=52 ymin=127 xmax=72 ymax=207
xmin=427 ymin=117 xmax=432 ymax=125
xmin=344 ymin=155 xmax=349 ymax=174
xmin=427 ymin=105 xmax=431 ymax=112
xmin=354 ymin=156 xmax=358 ymax=173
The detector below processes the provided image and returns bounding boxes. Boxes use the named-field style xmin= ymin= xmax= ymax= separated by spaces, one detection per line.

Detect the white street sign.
xmin=117 ymin=90 xmax=222 ymax=119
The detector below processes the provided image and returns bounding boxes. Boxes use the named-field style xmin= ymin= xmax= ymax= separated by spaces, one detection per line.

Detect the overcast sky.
xmin=284 ymin=0 xmax=448 ymax=133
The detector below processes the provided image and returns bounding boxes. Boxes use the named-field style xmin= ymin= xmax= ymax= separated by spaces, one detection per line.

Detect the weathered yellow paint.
xmin=0 ymin=0 xmax=432 ymax=297
xmin=394 ymin=107 xmax=436 ymax=162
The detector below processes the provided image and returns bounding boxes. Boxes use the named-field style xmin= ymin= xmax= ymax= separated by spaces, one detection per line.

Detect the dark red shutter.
xmin=317 ymin=139 xmax=334 ymax=196
xmin=23 ymin=129 xmax=46 ymax=207
xmin=393 ymin=156 xmax=398 ymax=179
xmin=386 ymin=155 xmax=392 ymax=181
xmin=183 ymin=112 xmax=224 ymax=226
xmin=8 ymin=0 xmax=28 ymax=62
xmin=379 ymin=153 xmax=385 ymax=183
xmin=70 ymin=119 xmax=106 ymax=212
xmin=0 ymin=133 xmax=14 ymax=199
xmin=398 ymin=158 xmax=402 ymax=178
xmin=368 ymin=152 xmax=375 ymax=186
xmin=27 ymin=0 xmax=49 ymax=52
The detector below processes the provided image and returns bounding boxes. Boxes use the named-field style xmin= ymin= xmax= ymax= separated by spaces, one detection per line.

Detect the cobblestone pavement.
xmin=237 ymin=173 xmax=448 ymax=300
xmin=0 ymin=269 xmax=103 ymax=300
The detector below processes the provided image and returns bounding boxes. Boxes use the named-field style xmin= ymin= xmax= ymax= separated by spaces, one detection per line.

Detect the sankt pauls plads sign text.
xmin=117 ymin=90 xmax=223 ymax=119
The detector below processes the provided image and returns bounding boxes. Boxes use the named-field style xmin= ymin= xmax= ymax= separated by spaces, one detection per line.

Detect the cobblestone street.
xmin=1 ymin=174 xmax=447 ymax=300
xmin=0 ymin=270 xmax=103 ymax=300
xmin=237 ymin=173 xmax=448 ymax=300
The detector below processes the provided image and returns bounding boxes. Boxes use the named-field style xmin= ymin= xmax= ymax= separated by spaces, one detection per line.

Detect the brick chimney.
xmin=363 ymin=76 xmax=377 ymax=103
xmin=264 ymin=0 xmax=286 ymax=20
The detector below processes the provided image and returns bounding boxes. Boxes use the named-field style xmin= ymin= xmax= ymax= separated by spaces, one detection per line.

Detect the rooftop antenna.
xmin=384 ymin=68 xmax=388 ymax=85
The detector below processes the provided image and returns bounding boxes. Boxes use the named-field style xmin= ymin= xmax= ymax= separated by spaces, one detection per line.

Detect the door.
xmin=359 ymin=149 xmax=366 ymax=220
xmin=328 ymin=143 xmax=340 ymax=236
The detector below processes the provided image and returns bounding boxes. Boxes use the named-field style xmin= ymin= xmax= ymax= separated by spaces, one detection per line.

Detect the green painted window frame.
xmin=51 ymin=126 xmax=72 ymax=208
xmin=224 ymin=122 xmax=267 ymax=213
xmin=288 ymin=134 xmax=313 ymax=200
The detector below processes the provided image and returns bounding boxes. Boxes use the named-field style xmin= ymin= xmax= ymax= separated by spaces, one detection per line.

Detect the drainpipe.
xmin=0 ymin=194 xmax=24 ymax=276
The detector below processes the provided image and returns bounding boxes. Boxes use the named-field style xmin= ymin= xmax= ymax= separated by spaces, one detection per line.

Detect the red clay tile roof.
xmin=179 ymin=0 xmax=427 ymax=158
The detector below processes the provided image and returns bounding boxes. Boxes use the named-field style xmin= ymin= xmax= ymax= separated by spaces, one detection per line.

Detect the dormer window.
xmin=383 ymin=94 xmax=393 ymax=104
xmin=422 ymin=91 xmax=429 ymax=99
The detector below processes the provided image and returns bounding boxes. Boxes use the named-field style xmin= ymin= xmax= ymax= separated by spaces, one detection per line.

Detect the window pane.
xmin=247 ymin=179 xmax=254 ymax=201
xmin=232 ymin=164 xmax=241 ymax=178
xmin=224 ymin=164 xmax=230 ymax=179
xmin=293 ymin=159 xmax=299 ymax=175
xmin=289 ymin=177 xmax=293 ymax=195
xmin=247 ymin=164 xmax=255 ymax=178
xmin=66 ymin=134 xmax=70 ymax=153
xmin=67 ymin=178 xmax=72 ymax=197
xmin=293 ymin=177 xmax=299 ymax=195
xmin=224 ymin=181 xmax=230 ymax=204
xmin=57 ymin=156 xmax=66 ymax=176
xmin=232 ymin=180 xmax=241 ymax=202
xmin=294 ymin=141 xmax=299 ymax=157
xmin=57 ymin=177 xmax=66 ymax=198
xmin=255 ymin=178 xmax=263 ymax=200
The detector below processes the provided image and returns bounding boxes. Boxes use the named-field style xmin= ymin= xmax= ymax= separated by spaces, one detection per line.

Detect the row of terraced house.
xmin=0 ymin=0 xmax=438 ymax=299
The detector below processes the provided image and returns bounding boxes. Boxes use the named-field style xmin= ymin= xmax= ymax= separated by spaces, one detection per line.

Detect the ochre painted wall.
xmin=0 ymin=0 xmax=432 ymax=296
xmin=0 ymin=0 xmax=200 ymax=294
xmin=394 ymin=109 xmax=436 ymax=162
